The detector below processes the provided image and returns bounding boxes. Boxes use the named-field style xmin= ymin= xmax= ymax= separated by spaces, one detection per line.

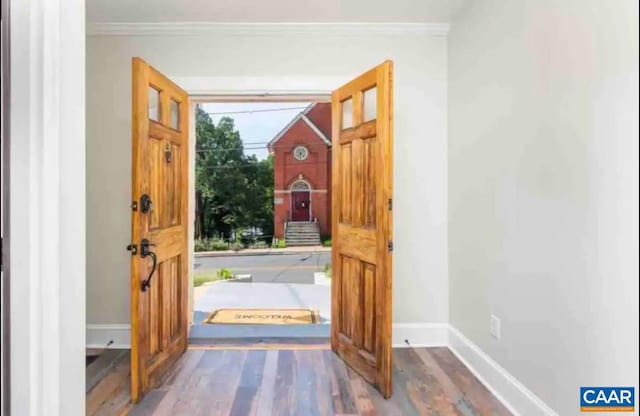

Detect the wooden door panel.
xmin=143 ymin=256 xmax=183 ymax=353
xmin=331 ymin=61 xmax=393 ymax=398
xmin=165 ymin=142 xmax=182 ymax=227
xmin=362 ymin=262 xmax=377 ymax=354
xmin=340 ymin=144 xmax=352 ymax=223
xmin=131 ymin=57 xmax=189 ymax=403
xmin=363 ymin=139 xmax=377 ymax=227
xmin=147 ymin=137 xmax=163 ymax=230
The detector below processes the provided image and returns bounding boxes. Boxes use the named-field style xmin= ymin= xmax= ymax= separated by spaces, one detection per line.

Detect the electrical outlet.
xmin=490 ymin=315 xmax=501 ymax=340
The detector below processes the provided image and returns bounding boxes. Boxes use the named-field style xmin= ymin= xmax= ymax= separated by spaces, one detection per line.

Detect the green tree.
xmin=195 ymin=106 xmax=274 ymax=242
xmin=241 ymin=154 xmax=274 ymax=237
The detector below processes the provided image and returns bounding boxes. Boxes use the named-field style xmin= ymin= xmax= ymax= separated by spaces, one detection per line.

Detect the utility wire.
xmin=196 ymin=145 xmax=332 ymax=153
xmin=197 ymin=141 xmax=332 ymax=151
xmin=206 ymin=106 xmax=309 ymax=116
xmin=198 ymin=161 xmax=330 ymax=170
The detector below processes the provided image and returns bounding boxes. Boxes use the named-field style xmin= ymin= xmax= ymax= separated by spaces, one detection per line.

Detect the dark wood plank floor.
xmin=87 ymin=347 xmax=511 ymax=416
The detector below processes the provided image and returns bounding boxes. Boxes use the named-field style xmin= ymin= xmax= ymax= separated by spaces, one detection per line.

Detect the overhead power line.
xmin=206 ymin=106 xmax=309 ymax=116
xmin=198 ymin=160 xmax=330 ymax=170
xmin=196 ymin=141 xmax=333 ymax=153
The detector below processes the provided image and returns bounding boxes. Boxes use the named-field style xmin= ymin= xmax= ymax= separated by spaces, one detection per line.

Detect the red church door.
xmin=291 ymin=191 xmax=311 ymax=221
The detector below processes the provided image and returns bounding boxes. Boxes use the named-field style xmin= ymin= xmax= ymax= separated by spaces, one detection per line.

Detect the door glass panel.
xmin=170 ymin=99 xmax=180 ymax=130
xmin=363 ymin=87 xmax=377 ymax=122
xmin=149 ymin=87 xmax=160 ymax=121
xmin=342 ymin=98 xmax=353 ymax=129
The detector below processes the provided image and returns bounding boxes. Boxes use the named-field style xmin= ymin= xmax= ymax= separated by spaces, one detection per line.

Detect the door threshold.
xmin=188 ymin=336 xmax=330 ymax=350
xmin=189 ymin=322 xmax=331 ymax=339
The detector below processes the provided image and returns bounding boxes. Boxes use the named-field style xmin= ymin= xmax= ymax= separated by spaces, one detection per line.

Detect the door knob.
xmin=140 ymin=194 xmax=152 ymax=214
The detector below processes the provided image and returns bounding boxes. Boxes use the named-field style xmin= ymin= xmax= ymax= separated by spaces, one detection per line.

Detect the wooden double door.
xmin=130 ymin=58 xmax=394 ymax=402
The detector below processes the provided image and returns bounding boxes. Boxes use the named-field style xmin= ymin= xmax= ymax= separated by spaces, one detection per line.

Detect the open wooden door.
xmin=331 ymin=61 xmax=394 ymax=398
xmin=130 ymin=58 xmax=189 ymax=403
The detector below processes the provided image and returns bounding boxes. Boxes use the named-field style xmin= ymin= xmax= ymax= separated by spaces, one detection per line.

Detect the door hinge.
xmin=388 ymin=198 xmax=393 ymax=211
xmin=387 ymin=240 xmax=393 ymax=252
xmin=131 ymin=201 xmax=138 ymax=211
xmin=126 ymin=243 xmax=138 ymax=255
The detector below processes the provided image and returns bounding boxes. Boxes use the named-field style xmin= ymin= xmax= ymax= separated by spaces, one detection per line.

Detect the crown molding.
xmin=87 ymin=22 xmax=450 ymax=37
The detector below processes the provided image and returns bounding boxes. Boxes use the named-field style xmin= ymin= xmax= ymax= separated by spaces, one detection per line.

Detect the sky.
xmin=201 ymin=102 xmax=311 ymax=160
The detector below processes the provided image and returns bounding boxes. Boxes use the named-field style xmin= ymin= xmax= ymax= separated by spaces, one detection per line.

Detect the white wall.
xmin=449 ymin=1 xmax=639 ymax=414
xmin=86 ymin=28 xmax=449 ymax=330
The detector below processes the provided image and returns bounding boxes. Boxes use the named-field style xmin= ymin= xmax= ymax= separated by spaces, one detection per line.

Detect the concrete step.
xmin=287 ymin=222 xmax=319 ymax=227
xmin=286 ymin=236 xmax=321 ymax=242
xmin=286 ymin=232 xmax=321 ymax=237
xmin=286 ymin=235 xmax=321 ymax=239
xmin=286 ymin=241 xmax=321 ymax=247
xmin=285 ymin=221 xmax=321 ymax=247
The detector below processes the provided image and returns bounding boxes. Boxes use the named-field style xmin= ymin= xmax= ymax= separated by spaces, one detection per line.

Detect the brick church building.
xmin=268 ymin=103 xmax=332 ymax=245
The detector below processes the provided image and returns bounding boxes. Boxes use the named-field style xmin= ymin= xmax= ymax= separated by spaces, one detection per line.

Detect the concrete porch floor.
xmin=189 ymin=280 xmax=331 ymax=340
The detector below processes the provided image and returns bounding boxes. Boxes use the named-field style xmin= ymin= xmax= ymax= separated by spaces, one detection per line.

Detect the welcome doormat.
xmin=204 ymin=308 xmax=320 ymax=325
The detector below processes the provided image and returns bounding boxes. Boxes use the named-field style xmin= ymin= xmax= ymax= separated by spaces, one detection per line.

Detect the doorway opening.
xmin=189 ymin=99 xmax=333 ymax=345
xmin=290 ymin=179 xmax=311 ymax=222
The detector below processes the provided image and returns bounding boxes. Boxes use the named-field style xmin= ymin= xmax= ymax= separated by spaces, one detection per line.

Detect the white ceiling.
xmin=86 ymin=0 xmax=468 ymax=23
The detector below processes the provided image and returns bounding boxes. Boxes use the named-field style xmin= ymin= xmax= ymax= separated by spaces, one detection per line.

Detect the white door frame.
xmin=179 ymin=77 xmax=338 ymax=313
xmin=8 ymin=0 xmax=85 ymax=415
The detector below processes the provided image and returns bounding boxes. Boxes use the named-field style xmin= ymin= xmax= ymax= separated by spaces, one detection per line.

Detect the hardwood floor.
xmin=86 ymin=347 xmax=511 ymax=416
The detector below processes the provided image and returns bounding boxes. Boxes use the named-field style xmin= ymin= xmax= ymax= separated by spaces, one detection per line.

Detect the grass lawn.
xmin=193 ymin=270 xmax=223 ymax=287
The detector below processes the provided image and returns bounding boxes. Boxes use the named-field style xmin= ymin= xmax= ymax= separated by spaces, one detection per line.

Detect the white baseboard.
xmin=86 ymin=324 xmax=131 ymax=349
xmin=448 ymin=326 xmax=558 ymax=416
xmin=86 ymin=322 xmax=449 ymax=349
xmin=392 ymin=323 xmax=449 ymax=347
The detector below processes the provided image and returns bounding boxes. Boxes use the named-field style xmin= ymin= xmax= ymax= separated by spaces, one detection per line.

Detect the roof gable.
xmin=268 ymin=103 xmax=331 ymax=150
xmin=304 ymin=102 xmax=331 ymax=138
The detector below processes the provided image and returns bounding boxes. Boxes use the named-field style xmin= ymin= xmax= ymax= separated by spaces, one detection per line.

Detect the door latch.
xmin=126 ymin=243 xmax=138 ymax=255
xmin=387 ymin=240 xmax=394 ymax=252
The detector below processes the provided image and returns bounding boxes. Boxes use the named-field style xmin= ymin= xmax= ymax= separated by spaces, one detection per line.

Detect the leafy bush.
xmin=322 ymin=239 xmax=332 ymax=247
xmin=217 ymin=268 xmax=233 ymax=280
xmin=324 ymin=264 xmax=332 ymax=278
xmin=249 ymin=241 xmax=269 ymax=249
xmin=274 ymin=239 xmax=286 ymax=249
xmin=194 ymin=238 xmax=229 ymax=252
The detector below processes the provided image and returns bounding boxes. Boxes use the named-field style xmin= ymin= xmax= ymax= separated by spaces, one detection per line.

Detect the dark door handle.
xmin=140 ymin=194 xmax=152 ymax=214
xmin=140 ymin=238 xmax=157 ymax=292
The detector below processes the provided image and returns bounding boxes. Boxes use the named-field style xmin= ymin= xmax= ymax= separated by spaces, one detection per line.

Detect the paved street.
xmin=194 ymin=251 xmax=331 ymax=284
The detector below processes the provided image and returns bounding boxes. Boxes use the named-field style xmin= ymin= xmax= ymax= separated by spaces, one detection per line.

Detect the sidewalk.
xmin=194 ymin=245 xmax=331 ymax=257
